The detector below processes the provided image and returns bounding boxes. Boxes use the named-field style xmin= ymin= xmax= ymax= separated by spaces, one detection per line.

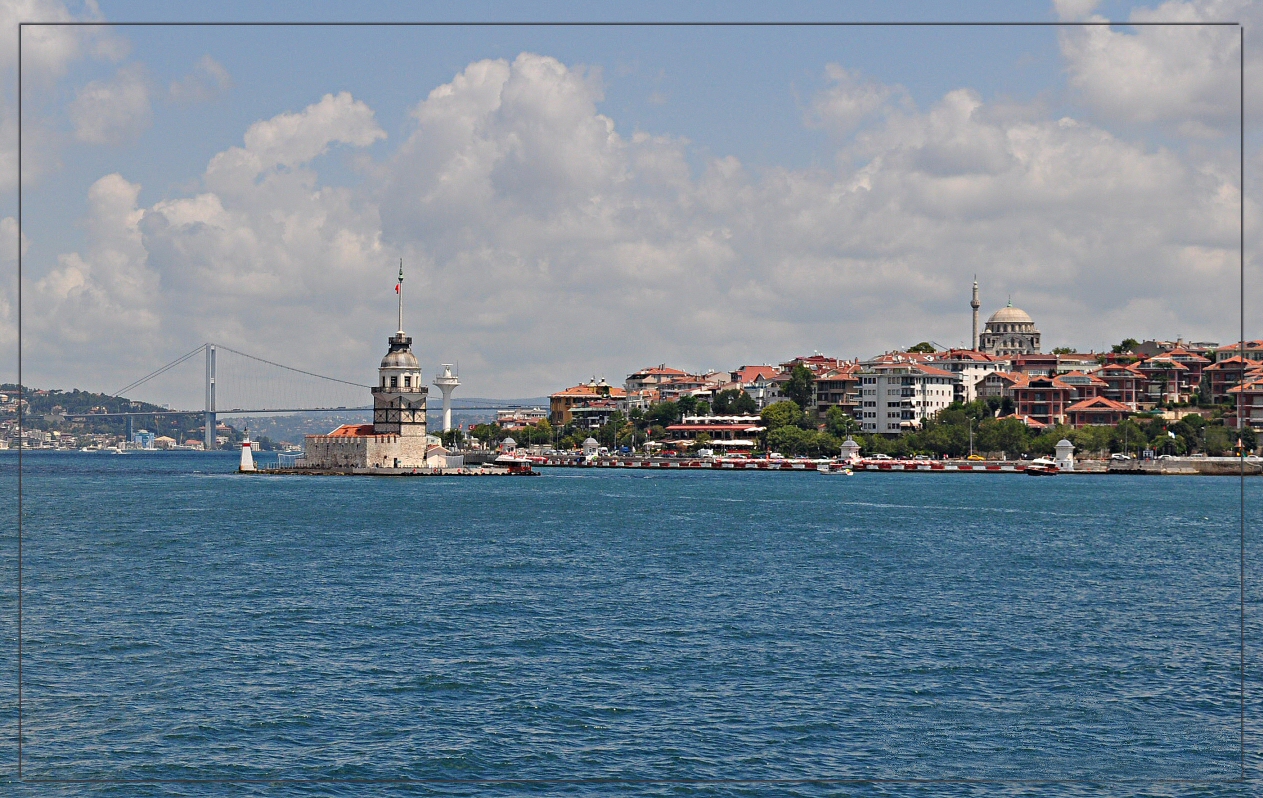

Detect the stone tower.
xmin=371 ymin=261 xmax=428 ymax=436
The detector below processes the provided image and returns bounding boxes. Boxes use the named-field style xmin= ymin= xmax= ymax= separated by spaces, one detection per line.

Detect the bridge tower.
xmin=433 ymin=365 xmax=460 ymax=432
xmin=204 ymin=344 xmax=216 ymax=450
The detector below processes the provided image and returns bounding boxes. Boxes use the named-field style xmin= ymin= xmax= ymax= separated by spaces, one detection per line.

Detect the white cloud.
xmin=168 ymin=55 xmax=232 ymax=104
xmin=205 ymin=91 xmax=385 ymax=194
xmin=19 ymin=46 xmax=1260 ymax=400
xmin=68 ymin=62 xmax=152 ymax=145
xmin=1058 ymin=1 xmax=1262 ymax=132
xmin=806 ymin=64 xmax=906 ymax=135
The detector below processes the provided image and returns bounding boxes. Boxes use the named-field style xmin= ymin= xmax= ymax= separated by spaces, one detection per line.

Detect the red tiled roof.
xmin=324 ymin=424 xmax=376 ymax=437
xmin=733 ymin=365 xmax=780 ymax=383
xmin=1066 ymin=396 xmax=1132 ymax=412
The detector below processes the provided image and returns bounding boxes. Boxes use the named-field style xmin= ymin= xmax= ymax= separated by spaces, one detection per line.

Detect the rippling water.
xmin=0 ymin=451 xmax=1259 ymax=795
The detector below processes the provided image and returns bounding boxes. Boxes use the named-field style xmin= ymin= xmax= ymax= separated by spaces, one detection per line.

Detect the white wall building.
xmin=857 ymin=361 xmax=958 ymax=435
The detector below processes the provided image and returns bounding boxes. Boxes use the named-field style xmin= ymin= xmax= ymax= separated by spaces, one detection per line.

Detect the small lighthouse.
xmin=239 ymin=428 xmax=255 ymax=472
xmin=433 ymin=365 xmax=460 ymax=432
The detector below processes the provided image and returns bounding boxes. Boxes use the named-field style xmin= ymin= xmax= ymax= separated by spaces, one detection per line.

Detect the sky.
xmin=1 ymin=0 xmax=1260 ymax=407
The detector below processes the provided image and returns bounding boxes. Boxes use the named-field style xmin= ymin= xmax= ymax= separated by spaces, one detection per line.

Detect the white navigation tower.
xmin=433 ymin=364 xmax=460 ymax=432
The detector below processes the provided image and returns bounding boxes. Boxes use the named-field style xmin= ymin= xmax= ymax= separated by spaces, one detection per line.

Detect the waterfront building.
xmin=1214 ymin=340 xmax=1263 ymax=362
xmin=1057 ymin=371 xmax=1108 ymax=402
xmin=625 ymin=365 xmax=691 ymax=393
xmin=1096 ymin=363 xmax=1147 ymax=409
xmin=928 ymin=349 xmax=999 ymax=403
xmin=1137 ymin=356 xmax=1190 ymax=404
xmin=1226 ymin=380 xmax=1263 ymax=429
xmin=1010 ymin=375 xmax=1073 ymax=426
xmin=1161 ymin=346 xmax=1212 ymax=386
xmin=730 ymin=365 xmax=779 ymax=385
xmin=625 ymin=388 xmax=660 ymax=411
xmin=549 ymin=378 xmax=626 ymax=425
xmin=1066 ymin=396 xmax=1134 ymax=428
xmin=974 ymin=370 xmax=1028 ymax=401
xmin=812 ymin=364 xmax=862 ymax=420
xmin=856 ymin=360 xmax=957 ymax=435
xmin=743 ymin=373 xmax=782 ymax=409
xmin=303 ymin=264 xmax=434 ymax=469
xmin=1053 ymin=352 xmax=1103 ymax=374
xmin=1204 ymin=357 xmax=1263 ymax=402
xmin=663 ymin=414 xmax=764 ymax=447
xmin=978 ymin=301 xmax=1042 ymax=356
xmin=571 ymin=398 xmax=625 ymax=430
xmin=496 ymin=407 xmax=548 ymax=430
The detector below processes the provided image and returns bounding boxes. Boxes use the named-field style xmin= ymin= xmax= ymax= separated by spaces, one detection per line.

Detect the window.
xmin=381 ymin=376 xmax=386 ymax=387
xmin=390 ymin=376 xmax=398 ymax=388
xmin=404 ymin=375 xmax=411 ymax=387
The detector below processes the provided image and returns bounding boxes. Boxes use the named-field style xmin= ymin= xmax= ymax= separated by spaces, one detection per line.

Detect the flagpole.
xmin=397 ymin=258 xmax=404 ymax=335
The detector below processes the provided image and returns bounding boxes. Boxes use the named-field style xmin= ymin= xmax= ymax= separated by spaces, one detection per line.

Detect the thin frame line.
xmin=1240 ymin=22 xmax=1248 ymax=785
xmin=14 ymin=21 xmax=1248 ymax=27
xmin=9 ymin=14 xmax=1247 ymax=787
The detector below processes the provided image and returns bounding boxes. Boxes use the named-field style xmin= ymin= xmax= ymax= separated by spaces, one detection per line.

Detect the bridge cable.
xmin=113 ymin=344 xmax=206 ymax=398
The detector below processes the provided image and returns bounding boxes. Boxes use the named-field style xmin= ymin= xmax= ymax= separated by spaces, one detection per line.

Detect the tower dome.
xmin=380 ymin=347 xmax=419 ymax=370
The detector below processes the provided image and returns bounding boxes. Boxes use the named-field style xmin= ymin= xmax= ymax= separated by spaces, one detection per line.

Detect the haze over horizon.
xmin=2 ymin=0 xmax=1260 ymax=409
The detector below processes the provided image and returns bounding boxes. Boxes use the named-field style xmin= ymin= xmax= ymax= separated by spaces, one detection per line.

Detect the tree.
xmin=976 ymin=417 xmax=1029 ymax=457
xmin=907 ymin=342 xmax=936 ymax=354
xmin=825 ymin=405 xmax=859 ymax=438
xmin=713 ymin=388 xmax=757 ymax=415
xmin=782 ymin=364 xmax=815 ymax=409
xmin=1111 ymin=338 xmax=1140 ymax=354
xmin=1051 ymin=346 xmax=1074 ymax=355
xmin=646 ymin=401 xmax=681 ymax=426
xmin=761 ymin=400 xmax=804 ymax=432
xmin=440 ymin=428 xmax=465 ymax=449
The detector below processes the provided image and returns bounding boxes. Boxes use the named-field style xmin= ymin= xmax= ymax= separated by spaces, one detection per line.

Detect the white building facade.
xmin=857 ymin=362 xmax=958 ymax=435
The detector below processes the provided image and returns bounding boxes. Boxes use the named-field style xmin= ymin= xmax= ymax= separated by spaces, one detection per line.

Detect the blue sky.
xmin=2 ymin=1 xmax=1258 ymax=404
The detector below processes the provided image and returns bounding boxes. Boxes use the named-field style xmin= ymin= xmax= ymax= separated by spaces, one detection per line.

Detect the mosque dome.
xmin=380 ymin=348 xmax=419 ymax=370
xmin=987 ymin=305 xmax=1034 ymax=325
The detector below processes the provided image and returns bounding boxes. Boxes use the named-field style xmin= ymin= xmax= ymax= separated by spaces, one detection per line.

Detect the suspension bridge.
xmin=96 ymin=343 xmax=523 ymax=449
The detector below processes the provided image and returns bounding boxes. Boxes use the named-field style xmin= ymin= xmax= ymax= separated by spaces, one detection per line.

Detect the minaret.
xmin=433 ymin=364 xmax=460 ymax=432
xmin=970 ymin=276 xmax=981 ymax=351
xmin=372 ymin=260 xmax=428 ymax=436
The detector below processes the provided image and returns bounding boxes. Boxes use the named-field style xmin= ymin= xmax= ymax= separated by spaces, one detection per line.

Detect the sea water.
xmin=0 ymin=451 xmax=1259 ymax=795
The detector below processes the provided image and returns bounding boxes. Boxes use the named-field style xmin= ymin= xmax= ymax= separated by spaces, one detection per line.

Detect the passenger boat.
xmin=1025 ymin=457 xmax=1059 ymax=476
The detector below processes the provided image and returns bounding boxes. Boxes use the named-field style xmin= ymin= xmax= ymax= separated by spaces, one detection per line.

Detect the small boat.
xmin=1025 ymin=457 xmax=1059 ymax=476
xmin=493 ymin=453 xmax=536 ymax=475
xmin=818 ymin=462 xmax=853 ymax=476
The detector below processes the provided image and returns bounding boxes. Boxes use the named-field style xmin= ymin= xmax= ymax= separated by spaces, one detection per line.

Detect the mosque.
xmin=971 ymin=278 xmax=1041 ymax=356
xmin=302 ymin=264 xmax=437 ymax=470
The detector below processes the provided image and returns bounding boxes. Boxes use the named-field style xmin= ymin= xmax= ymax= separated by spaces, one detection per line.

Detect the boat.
xmin=1025 ymin=457 xmax=1059 ymax=476
xmin=818 ymin=462 xmax=853 ymax=476
xmin=493 ymin=453 xmax=536 ymax=475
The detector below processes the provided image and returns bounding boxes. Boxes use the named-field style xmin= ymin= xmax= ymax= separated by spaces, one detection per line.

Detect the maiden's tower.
xmin=302 ymin=263 xmax=434 ymax=469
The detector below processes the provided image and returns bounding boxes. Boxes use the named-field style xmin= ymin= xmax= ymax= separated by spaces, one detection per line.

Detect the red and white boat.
xmin=1025 ymin=457 xmax=1060 ymax=476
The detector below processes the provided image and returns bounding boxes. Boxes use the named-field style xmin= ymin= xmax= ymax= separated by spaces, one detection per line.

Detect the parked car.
xmin=1110 ymin=453 xmax=1133 ymax=460
xmin=869 ymin=453 xmax=893 ymax=460
xmin=966 ymin=454 xmax=985 ymax=461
